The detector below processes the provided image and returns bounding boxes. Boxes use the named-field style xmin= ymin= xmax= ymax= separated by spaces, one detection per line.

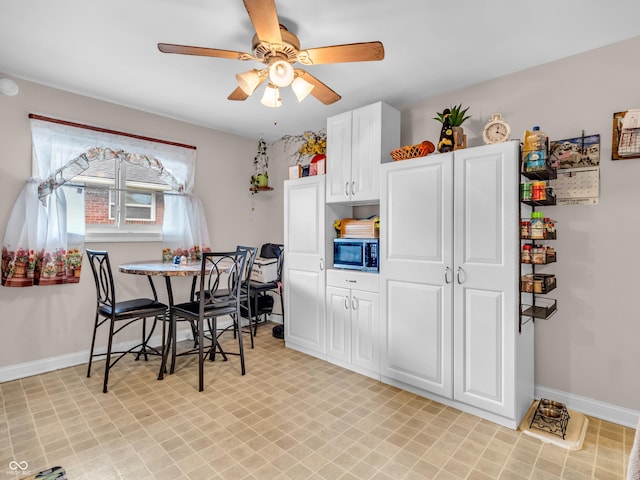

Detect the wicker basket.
xmin=390 ymin=143 xmax=432 ymax=161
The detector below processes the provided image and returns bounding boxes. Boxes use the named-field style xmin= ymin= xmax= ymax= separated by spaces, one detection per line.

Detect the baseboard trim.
xmin=535 ymin=385 xmax=640 ymax=428
xmin=0 ymin=330 xmax=192 ymax=383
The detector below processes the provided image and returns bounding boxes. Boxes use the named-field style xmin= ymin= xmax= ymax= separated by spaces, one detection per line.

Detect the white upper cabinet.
xmin=326 ymin=102 xmax=400 ymax=204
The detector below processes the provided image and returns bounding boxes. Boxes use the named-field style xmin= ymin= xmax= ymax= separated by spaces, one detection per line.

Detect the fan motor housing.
xmin=252 ymin=25 xmax=300 ymax=63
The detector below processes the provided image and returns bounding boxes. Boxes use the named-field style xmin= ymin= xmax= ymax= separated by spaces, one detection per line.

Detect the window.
xmin=109 ymin=190 xmax=158 ymax=222
xmin=71 ymin=156 xmax=171 ymax=242
xmin=26 ymin=115 xmax=201 ymax=248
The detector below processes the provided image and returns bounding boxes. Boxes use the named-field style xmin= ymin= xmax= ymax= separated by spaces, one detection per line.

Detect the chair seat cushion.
xmin=172 ymin=300 xmax=237 ymax=318
xmin=249 ymin=280 xmax=278 ymax=292
xmin=99 ymin=298 xmax=167 ymax=318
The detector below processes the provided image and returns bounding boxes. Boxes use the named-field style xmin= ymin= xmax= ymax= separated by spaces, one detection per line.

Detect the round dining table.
xmin=118 ymin=260 xmax=201 ymax=307
xmin=119 ymin=260 xmax=203 ymax=380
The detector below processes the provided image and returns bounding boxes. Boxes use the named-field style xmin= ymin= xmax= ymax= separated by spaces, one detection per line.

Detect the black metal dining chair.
xmin=223 ymin=245 xmax=258 ymax=346
xmin=86 ymin=249 xmax=168 ymax=393
xmin=160 ymin=249 xmax=247 ymax=392
xmin=248 ymin=244 xmax=284 ymax=338
xmin=191 ymin=245 xmax=258 ymax=347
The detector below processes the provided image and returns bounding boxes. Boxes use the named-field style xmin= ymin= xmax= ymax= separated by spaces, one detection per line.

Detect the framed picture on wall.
xmin=612 ymin=111 xmax=640 ymax=160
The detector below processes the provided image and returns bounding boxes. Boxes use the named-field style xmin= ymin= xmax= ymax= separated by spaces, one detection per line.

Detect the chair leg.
xmin=208 ymin=318 xmax=216 ymax=361
xmin=246 ymin=298 xmax=254 ymax=349
xmin=158 ymin=313 xmax=171 ymax=381
xmin=103 ymin=317 xmax=116 ymax=393
xmin=208 ymin=317 xmax=228 ymax=362
xmin=87 ymin=313 xmax=100 ymax=378
xmin=235 ymin=313 xmax=246 ymax=376
xmin=253 ymin=294 xmax=259 ymax=336
xmin=136 ymin=317 xmax=152 ymax=361
xmin=235 ymin=298 xmax=254 ymax=348
xmin=280 ymin=292 xmax=284 ymax=324
xmin=190 ymin=319 xmax=198 ymax=348
xmin=198 ymin=314 xmax=205 ymax=392
xmin=170 ymin=311 xmax=178 ymax=375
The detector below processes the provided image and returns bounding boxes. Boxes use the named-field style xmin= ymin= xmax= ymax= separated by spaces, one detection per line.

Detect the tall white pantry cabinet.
xmin=379 ymin=141 xmax=534 ymax=428
xmin=283 ymin=175 xmax=328 ymax=357
xmin=284 ymin=109 xmax=532 ymax=428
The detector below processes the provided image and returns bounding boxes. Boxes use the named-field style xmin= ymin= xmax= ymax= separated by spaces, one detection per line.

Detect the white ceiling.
xmin=2 ymin=1 xmax=640 ymax=142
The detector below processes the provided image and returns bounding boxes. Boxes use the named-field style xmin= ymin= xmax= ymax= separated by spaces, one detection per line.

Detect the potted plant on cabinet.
xmin=434 ymin=104 xmax=470 ymax=152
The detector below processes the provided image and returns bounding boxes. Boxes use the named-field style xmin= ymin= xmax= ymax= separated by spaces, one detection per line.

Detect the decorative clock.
xmin=482 ymin=113 xmax=511 ymax=144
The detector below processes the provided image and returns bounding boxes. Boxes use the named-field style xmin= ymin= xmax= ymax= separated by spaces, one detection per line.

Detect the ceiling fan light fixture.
xmin=268 ymin=59 xmax=294 ymax=88
xmin=291 ymin=76 xmax=314 ymax=102
xmin=236 ymin=69 xmax=262 ymax=95
xmin=261 ymin=83 xmax=282 ymax=108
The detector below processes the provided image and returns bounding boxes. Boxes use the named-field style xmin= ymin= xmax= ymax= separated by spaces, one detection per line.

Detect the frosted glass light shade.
xmin=261 ymin=84 xmax=282 ymax=108
xmin=236 ymin=69 xmax=261 ymax=95
xmin=268 ymin=59 xmax=294 ymax=88
xmin=291 ymin=77 xmax=314 ymax=102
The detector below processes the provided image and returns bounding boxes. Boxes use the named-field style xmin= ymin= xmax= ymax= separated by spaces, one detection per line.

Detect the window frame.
xmin=73 ymin=160 xmax=171 ymax=243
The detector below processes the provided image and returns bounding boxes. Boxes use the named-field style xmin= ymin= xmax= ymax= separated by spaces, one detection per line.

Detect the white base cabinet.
xmin=326 ymin=269 xmax=379 ymax=379
xmin=379 ymin=141 xmax=534 ymax=429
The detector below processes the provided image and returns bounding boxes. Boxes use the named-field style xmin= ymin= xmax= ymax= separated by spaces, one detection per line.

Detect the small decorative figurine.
xmin=437 ymin=108 xmax=455 ymax=153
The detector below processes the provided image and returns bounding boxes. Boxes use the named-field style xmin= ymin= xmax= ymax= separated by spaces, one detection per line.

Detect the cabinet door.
xmin=326 ymin=285 xmax=350 ymax=362
xmin=284 ymin=176 xmax=326 ymax=355
xmin=350 ymin=289 xmax=379 ymax=373
xmin=350 ymin=103 xmax=381 ymax=203
xmin=326 ymin=110 xmax=352 ymax=203
xmin=452 ymin=142 xmax=519 ymax=418
xmin=380 ymin=153 xmax=454 ymax=398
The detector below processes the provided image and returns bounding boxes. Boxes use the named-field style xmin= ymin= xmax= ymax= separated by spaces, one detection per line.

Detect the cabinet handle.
xmin=351 ymin=181 xmax=356 ymax=196
xmin=320 ymin=258 xmax=324 ymax=270
xmin=456 ymin=266 xmax=465 ymax=284
xmin=344 ymin=296 xmax=350 ymax=310
xmin=351 ymin=296 xmax=359 ymax=311
xmin=345 ymin=182 xmax=350 ymax=197
xmin=346 ymin=279 xmax=357 ymax=283
xmin=444 ymin=266 xmax=452 ymax=284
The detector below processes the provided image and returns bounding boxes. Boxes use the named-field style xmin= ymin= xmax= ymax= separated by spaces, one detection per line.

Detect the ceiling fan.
xmin=157 ymin=0 xmax=384 ymax=107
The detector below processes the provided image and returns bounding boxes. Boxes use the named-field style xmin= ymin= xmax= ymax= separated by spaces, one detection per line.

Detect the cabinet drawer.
xmin=326 ymin=269 xmax=379 ymax=293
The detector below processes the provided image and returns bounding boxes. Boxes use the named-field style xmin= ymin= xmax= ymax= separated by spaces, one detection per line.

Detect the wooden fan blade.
xmin=243 ymin=0 xmax=282 ymax=44
xmin=297 ymin=71 xmax=341 ymax=105
xmin=228 ymin=87 xmax=249 ymax=101
xmin=158 ymin=43 xmax=252 ymax=60
xmin=301 ymin=42 xmax=384 ymax=65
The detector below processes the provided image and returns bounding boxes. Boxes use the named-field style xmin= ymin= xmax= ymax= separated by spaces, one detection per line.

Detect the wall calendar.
xmin=548 ymin=134 xmax=600 ymax=205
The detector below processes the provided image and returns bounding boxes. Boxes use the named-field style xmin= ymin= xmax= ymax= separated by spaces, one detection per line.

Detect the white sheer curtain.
xmin=161 ymin=194 xmax=211 ymax=262
xmin=1 ymin=117 xmax=210 ymax=287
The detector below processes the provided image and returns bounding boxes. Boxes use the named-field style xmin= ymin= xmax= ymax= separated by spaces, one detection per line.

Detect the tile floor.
xmin=0 ymin=322 xmax=635 ymax=479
